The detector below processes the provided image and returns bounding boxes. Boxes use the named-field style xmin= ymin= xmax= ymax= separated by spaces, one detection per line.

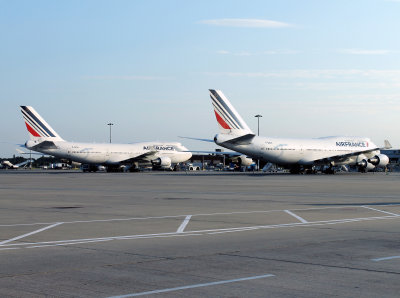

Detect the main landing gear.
xmin=289 ymin=166 xmax=318 ymax=175
xmin=322 ymin=166 xmax=335 ymax=175
xmin=289 ymin=165 xmax=335 ymax=175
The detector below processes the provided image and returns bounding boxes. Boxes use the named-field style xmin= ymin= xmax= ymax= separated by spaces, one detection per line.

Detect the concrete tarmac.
xmin=0 ymin=170 xmax=399 ymax=297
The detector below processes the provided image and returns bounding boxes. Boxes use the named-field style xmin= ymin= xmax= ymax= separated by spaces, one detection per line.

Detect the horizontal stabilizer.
xmin=31 ymin=140 xmax=58 ymax=150
xmin=223 ymin=133 xmax=255 ymax=145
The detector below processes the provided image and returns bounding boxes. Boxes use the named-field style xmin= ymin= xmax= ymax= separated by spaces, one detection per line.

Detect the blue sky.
xmin=1 ymin=0 xmax=400 ymax=156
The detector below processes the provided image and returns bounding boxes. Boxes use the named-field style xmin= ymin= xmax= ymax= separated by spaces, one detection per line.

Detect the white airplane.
xmin=208 ymin=89 xmax=391 ymax=174
xmin=20 ymin=106 xmax=192 ymax=172
xmin=1 ymin=159 xmax=32 ymax=169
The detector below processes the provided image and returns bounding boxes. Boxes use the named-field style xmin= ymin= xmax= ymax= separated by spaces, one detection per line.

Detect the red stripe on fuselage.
xmin=214 ymin=110 xmax=231 ymax=129
xmin=25 ymin=122 xmax=41 ymax=137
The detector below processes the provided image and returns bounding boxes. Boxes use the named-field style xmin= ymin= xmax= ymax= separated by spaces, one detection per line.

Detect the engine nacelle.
xmin=364 ymin=162 xmax=375 ymax=171
xmin=357 ymin=158 xmax=375 ymax=172
xmin=238 ymin=155 xmax=253 ymax=166
xmin=152 ymin=156 xmax=172 ymax=168
xmin=368 ymin=154 xmax=389 ymax=167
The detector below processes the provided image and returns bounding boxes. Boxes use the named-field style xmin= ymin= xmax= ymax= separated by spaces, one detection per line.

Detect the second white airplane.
xmin=21 ymin=106 xmax=192 ymax=172
xmin=209 ymin=89 xmax=391 ymax=174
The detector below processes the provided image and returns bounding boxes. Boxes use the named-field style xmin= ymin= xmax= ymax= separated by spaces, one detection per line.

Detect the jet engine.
xmin=237 ymin=155 xmax=254 ymax=166
xmin=368 ymin=154 xmax=389 ymax=167
xmin=356 ymin=154 xmax=375 ymax=172
xmin=360 ymin=161 xmax=375 ymax=172
xmin=152 ymin=156 xmax=172 ymax=168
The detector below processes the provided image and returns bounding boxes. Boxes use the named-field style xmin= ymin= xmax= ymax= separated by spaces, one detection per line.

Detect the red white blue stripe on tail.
xmin=209 ymin=89 xmax=253 ymax=135
xmin=20 ymin=106 xmax=63 ymax=140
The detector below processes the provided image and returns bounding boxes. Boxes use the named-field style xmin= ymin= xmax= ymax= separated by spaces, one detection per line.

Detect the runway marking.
xmin=107 ymin=273 xmax=275 ymax=297
xmin=177 ymin=215 xmax=192 ymax=233
xmin=1 ymin=215 xmax=399 ymax=251
xmin=0 ymin=222 xmax=63 ymax=245
xmin=372 ymin=256 xmax=400 ymax=262
xmin=2 ymin=204 xmax=400 ymax=227
xmin=0 ymin=233 xmax=203 ymax=249
xmin=362 ymin=206 xmax=400 ymax=217
xmin=284 ymin=210 xmax=308 ymax=223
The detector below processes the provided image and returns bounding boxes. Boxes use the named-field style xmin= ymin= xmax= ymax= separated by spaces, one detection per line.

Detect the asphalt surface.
xmin=0 ymin=170 xmax=399 ymax=297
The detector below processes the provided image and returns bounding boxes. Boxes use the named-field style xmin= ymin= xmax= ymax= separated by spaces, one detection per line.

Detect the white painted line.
xmin=0 ymin=232 xmax=202 ymax=248
xmin=0 ymin=222 xmax=63 ymax=245
xmin=1 ymin=214 xmax=398 ymax=250
xmin=177 ymin=215 xmax=192 ymax=233
xmin=2 ymin=203 xmax=400 ymax=227
xmin=284 ymin=210 xmax=308 ymax=223
xmin=107 ymin=273 xmax=275 ymax=297
xmin=372 ymin=256 xmax=400 ymax=262
xmin=362 ymin=206 xmax=400 ymax=217
xmin=25 ymin=233 xmax=202 ymax=249
xmin=1 ymin=214 xmax=400 ymax=251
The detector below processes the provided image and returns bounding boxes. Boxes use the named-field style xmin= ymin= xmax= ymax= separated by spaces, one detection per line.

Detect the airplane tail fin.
xmin=20 ymin=106 xmax=64 ymax=141
xmin=209 ymin=89 xmax=254 ymax=136
xmin=383 ymin=139 xmax=392 ymax=149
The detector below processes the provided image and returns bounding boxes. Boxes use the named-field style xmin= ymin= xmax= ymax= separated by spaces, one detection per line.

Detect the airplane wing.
xmin=312 ymin=139 xmax=391 ymax=165
xmin=118 ymin=147 xmax=159 ymax=163
xmin=178 ymin=136 xmax=214 ymax=143
xmin=185 ymin=150 xmax=243 ymax=158
xmin=312 ymin=148 xmax=379 ymax=165
xmin=179 ymin=134 xmax=256 ymax=145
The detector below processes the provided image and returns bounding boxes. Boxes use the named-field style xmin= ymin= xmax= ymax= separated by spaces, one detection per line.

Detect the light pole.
xmin=254 ymin=114 xmax=262 ymax=136
xmin=107 ymin=123 xmax=114 ymax=143
xmin=254 ymin=114 xmax=262 ymax=170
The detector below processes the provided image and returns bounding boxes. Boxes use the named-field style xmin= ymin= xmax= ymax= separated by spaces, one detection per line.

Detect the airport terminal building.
xmin=382 ymin=149 xmax=400 ymax=164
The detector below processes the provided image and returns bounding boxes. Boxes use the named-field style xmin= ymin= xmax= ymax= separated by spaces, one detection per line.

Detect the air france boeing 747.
xmin=20 ymin=106 xmax=192 ymax=172
xmin=209 ymin=89 xmax=391 ymax=174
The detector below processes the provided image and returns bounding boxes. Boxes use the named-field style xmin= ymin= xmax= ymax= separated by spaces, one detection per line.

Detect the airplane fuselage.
xmin=26 ymin=140 xmax=192 ymax=165
xmin=215 ymin=135 xmax=380 ymax=166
